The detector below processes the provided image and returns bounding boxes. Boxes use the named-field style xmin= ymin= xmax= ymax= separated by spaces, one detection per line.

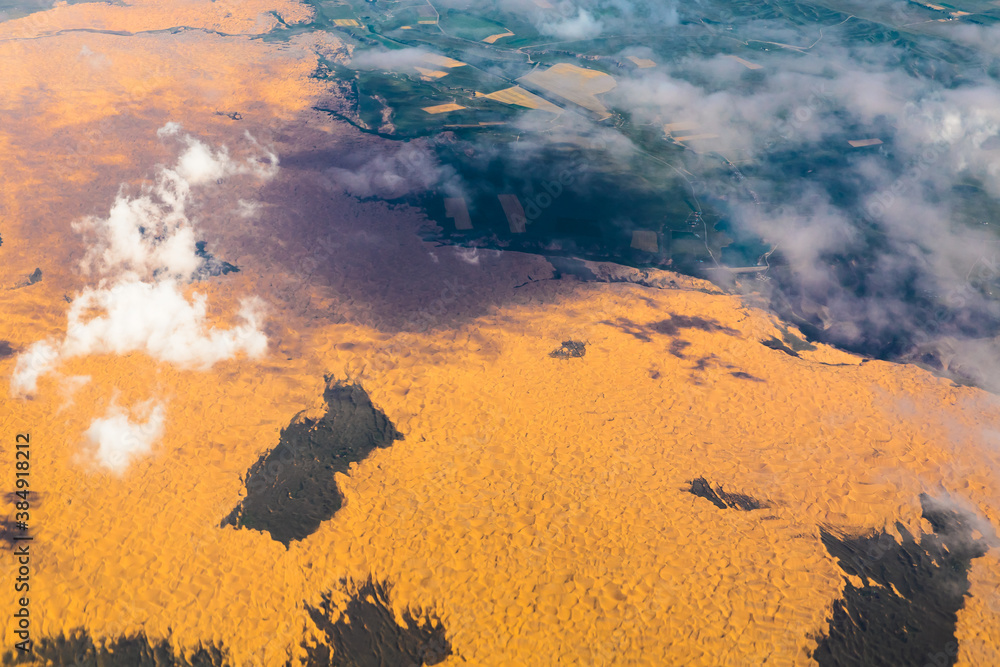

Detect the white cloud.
xmin=11 ymin=125 xmax=276 ymax=415
xmin=59 ymin=280 xmax=267 ymax=367
xmin=11 ymin=341 xmax=61 ymax=397
xmin=524 ymin=0 xmax=677 ymax=39
xmin=324 ymin=140 xmax=464 ymax=200
xmin=455 ymin=247 xmax=482 ymax=265
xmin=83 ymin=400 xmax=166 ymax=473
xmin=175 ymin=139 xmax=234 ymax=185
xmin=73 ymin=132 xmax=276 ymax=280
xmin=540 ymin=8 xmax=603 ymax=40
xmin=156 ymin=121 xmax=183 ymax=138
xmin=10 ymin=125 xmax=278 ymax=473
xmin=350 ymin=46 xmax=432 ymax=71
xmin=237 ymin=199 xmax=262 ymax=218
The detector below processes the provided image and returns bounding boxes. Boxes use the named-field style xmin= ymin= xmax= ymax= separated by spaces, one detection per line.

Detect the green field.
xmin=438 ymin=10 xmax=511 ymax=41
xmin=281 ymin=0 xmax=1000 ymax=276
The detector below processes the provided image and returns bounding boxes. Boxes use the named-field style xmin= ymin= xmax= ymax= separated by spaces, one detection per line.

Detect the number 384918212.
xmin=15 ymin=433 xmax=30 ymax=491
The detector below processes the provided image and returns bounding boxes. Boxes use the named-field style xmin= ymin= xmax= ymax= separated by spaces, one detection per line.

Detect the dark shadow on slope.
xmin=730 ymin=370 xmax=765 ymax=382
xmin=250 ymin=126 xmax=557 ymax=335
xmin=813 ymin=493 xmax=994 ymax=667
xmin=669 ymin=339 xmax=691 ymax=358
xmin=762 ymin=337 xmax=800 ymax=357
xmin=9 ymin=268 xmax=42 ymax=290
xmin=546 ymin=256 xmax=600 ymax=282
xmin=685 ymin=354 xmax=765 ymax=384
xmin=222 ymin=377 xmax=402 ymax=547
xmin=687 ymin=477 xmax=766 ymax=511
xmin=0 ymin=519 xmax=24 ymax=548
xmin=602 ymin=315 xmax=738 ymax=343
xmin=194 ymin=241 xmax=240 ymax=278
xmin=549 ymin=340 xmax=586 ymax=358
xmin=251 ymin=113 xmax=728 ymax=337
xmin=2 ymin=630 xmax=227 ymax=667
xmin=304 ymin=578 xmax=451 ymax=667
xmin=0 ymin=340 xmax=15 ymax=359
xmin=776 ymin=325 xmax=817 ymax=353
xmin=0 ymin=491 xmax=40 ymax=546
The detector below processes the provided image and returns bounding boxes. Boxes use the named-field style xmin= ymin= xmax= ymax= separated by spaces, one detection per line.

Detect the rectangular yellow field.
xmin=483 ymin=31 xmax=515 ymax=44
xmin=445 ymin=198 xmax=473 ymax=230
xmin=631 ymin=230 xmax=659 ymax=253
xmin=848 ymin=138 xmax=883 ymax=147
xmin=443 ymin=122 xmax=508 ymax=128
xmin=498 ymin=194 xmax=527 ymax=233
xmin=483 ymin=86 xmax=562 ymax=113
xmin=674 ymin=133 xmax=720 ymax=142
xmin=725 ymin=55 xmax=762 ymax=70
xmin=423 ymin=54 xmax=466 ymax=68
xmin=333 ymin=19 xmax=360 ymax=27
xmin=414 ymin=67 xmax=448 ymax=80
xmin=517 ymin=63 xmax=616 ymax=119
xmin=627 ymin=56 xmax=656 ymax=68
xmin=705 ymin=265 xmax=769 ymax=274
xmin=423 ymin=103 xmax=466 ymax=114
xmin=663 ymin=121 xmax=699 ymax=134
